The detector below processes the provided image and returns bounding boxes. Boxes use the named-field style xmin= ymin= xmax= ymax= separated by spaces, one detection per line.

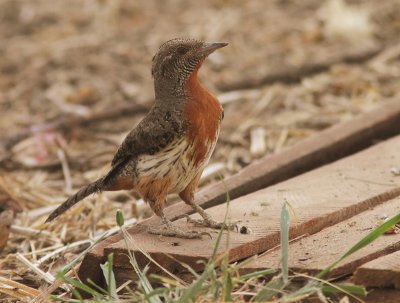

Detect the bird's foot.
xmin=148 ymin=225 xmax=211 ymax=239
xmin=185 ymin=215 xmax=238 ymax=232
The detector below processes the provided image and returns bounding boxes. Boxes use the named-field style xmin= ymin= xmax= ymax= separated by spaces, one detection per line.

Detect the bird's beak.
xmin=200 ymin=42 xmax=228 ymax=55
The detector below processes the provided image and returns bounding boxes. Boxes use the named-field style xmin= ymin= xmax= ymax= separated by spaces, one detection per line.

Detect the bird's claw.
xmin=148 ymin=225 xmax=211 ymax=239
xmin=184 ymin=215 xmax=238 ymax=232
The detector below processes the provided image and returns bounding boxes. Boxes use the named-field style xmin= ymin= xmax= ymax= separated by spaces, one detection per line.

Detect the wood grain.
xmin=353 ymin=250 xmax=400 ymax=289
xmin=78 ymin=99 xmax=400 ymax=287
xmin=240 ymin=197 xmax=400 ymax=277
xmin=106 ymin=136 xmax=400 ymax=279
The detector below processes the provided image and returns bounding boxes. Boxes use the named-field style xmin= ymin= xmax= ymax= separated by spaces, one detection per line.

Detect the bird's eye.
xmin=177 ymin=46 xmax=187 ymax=55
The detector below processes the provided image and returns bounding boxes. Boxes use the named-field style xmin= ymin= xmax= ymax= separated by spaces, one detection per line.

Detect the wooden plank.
xmin=304 ymin=289 xmax=400 ymax=303
xmin=364 ymin=289 xmax=400 ymax=303
xmin=104 ymin=136 xmax=400 ymax=282
xmin=353 ymin=251 xmax=400 ymax=289
xmin=240 ymin=197 xmax=400 ymax=277
xmin=78 ymin=99 xmax=400 ymax=287
xmin=163 ymin=98 xmax=400 ymax=224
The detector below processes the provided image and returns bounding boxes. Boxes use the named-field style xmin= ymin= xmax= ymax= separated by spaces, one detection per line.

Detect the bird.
xmin=46 ymin=38 xmax=232 ymax=239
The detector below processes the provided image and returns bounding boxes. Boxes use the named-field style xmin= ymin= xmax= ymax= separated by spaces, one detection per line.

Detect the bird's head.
xmin=151 ymin=38 xmax=228 ymax=98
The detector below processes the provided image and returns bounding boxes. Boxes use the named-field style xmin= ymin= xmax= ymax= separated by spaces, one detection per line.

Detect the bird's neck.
xmin=153 ymin=62 xmax=205 ymax=103
xmin=154 ymin=80 xmax=185 ymax=101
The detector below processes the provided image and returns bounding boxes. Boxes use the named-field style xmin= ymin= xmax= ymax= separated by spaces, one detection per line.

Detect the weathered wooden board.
xmin=78 ymin=99 xmax=400 ymax=286
xmin=104 ymin=136 xmax=400 ymax=284
xmin=240 ymin=197 xmax=400 ymax=277
xmin=303 ymin=277 xmax=400 ymax=303
xmin=304 ymin=289 xmax=400 ymax=303
xmin=364 ymin=289 xmax=400 ymax=303
xmin=163 ymin=97 xmax=400 ymax=224
xmin=353 ymin=250 xmax=400 ymax=289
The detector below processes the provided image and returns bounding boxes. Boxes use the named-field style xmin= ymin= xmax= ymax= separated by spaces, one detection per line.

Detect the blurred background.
xmin=0 ymin=0 xmax=399 ymax=297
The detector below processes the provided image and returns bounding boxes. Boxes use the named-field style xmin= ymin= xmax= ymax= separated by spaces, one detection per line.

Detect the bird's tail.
xmin=45 ymin=177 xmax=104 ymax=223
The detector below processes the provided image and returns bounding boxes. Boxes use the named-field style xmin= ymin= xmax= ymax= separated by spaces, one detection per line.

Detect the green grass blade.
xmin=50 ymin=295 xmax=82 ymax=303
xmin=125 ymin=248 xmax=161 ymax=303
xmin=100 ymin=253 xmax=117 ymax=299
xmin=60 ymin=234 xmax=107 ymax=275
xmin=283 ymin=285 xmax=320 ymax=299
xmin=239 ymin=268 xmax=276 ymax=281
xmin=280 ymin=201 xmax=290 ymax=284
xmin=254 ymin=275 xmax=286 ymax=302
xmin=318 ymin=212 xmax=400 ymax=278
xmin=70 ymin=288 xmax=83 ymax=301
xmin=209 ymin=182 xmax=231 ymax=262
xmin=222 ymin=269 xmax=233 ymax=302
xmin=86 ymin=278 xmax=109 ymax=295
xmin=177 ymin=265 xmax=210 ymax=303
xmin=322 ymin=284 xmax=367 ymax=297
xmin=178 ymin=181 xmax=232 ymax=302
xmin=254 ymin=199 xmax=291 ymax=301
xmin=144 ymin=287 xmax=171 ymax=300
xmin=117 ymin=211 xmax=161 ymax=303
xmin=61 ymin=275 xmax=101 ymax=299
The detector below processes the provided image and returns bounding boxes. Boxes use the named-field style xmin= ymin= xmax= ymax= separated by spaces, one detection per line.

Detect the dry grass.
xmin=1 ymin=0 xmax=400 ymax=302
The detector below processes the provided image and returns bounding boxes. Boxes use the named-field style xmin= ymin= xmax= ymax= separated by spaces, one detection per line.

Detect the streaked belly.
xmin=136 ymin=132 xmax=218 ymax=194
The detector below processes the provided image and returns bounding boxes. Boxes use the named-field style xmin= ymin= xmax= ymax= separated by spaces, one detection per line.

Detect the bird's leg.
xmin=184 ymin=197 xmax=237 ymax=231
xmin=147 ymin=212 xmax=210 ymax=239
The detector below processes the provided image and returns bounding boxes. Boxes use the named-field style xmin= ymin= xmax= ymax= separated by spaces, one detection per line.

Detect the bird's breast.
xmin=136 ymin=135 xmax=215 ymax=194
xmin=183 ymin=71 xmax=223 ymax=166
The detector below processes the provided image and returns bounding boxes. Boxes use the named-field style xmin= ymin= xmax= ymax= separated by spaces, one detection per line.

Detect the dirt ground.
xmin=0 ymin=0 xmax=400 ymax=302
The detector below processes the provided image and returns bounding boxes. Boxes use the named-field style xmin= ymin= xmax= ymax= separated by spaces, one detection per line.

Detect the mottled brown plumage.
xmin=46 ymin=38 xmax=230 ymax=238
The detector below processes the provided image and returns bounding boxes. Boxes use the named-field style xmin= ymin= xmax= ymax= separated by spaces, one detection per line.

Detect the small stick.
xmin=250 ymin=127 xmax=266 ymax=157
xmin=20 ymin=243 xmax=64 ymax=256
xmin=200 ymin=162 xmax=225 ymax=184
xmin=57 ymin=148 xmax=72 ymax=193
xmin=0 ymin=176 xmax=25 ymax=210
xmin=16 ymin=253 xmax=55 ymax=284
xmin=10 ymin=225 xmax=53 ymax=238
xmin=274 ymin=128 xmax=289 ymax=153
xmin=30 ymin=240 xmax=38 ymax=263
xmin=0 ymin=276 xmax=40 ymax=298
xmin=218 ymin=89 xmax=261 ymax=105
xmin=93 ymin=217 xmax=137 ymax=239
xmin=31 ymin=266 xmax=77 ymax=303
xmin=0 ymin=100 xmax=151 ymax=154
xmin=25 ymin=205 xmax=58 ymax=220
xmin=0 ymin=287 xmax=29 ymax=300
xmin=35 ymin=239 xmax=91 ymax=266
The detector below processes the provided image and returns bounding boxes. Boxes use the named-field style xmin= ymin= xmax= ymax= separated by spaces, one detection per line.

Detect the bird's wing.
xmin=110 ymin=104 xmax=185 ymax=173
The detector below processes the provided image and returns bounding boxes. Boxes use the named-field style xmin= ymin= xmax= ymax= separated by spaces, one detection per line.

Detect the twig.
xmin=200 ymin=162 xmax=225 ymax=184
xmin=31 ymin=265 xmax=78 ymax=303
xmin=274 ymin=128 xmax=289 ymax=153
xmin=35 ymin=239 xmax=91 ymax=266
xmin=93 ymin=217 xmax=137 ymax=239
xmin=16 ymin=253 xmax=56 ymax=284
xmin=0 ymin=100 xmax=151 ymax=155
xmin=32 ymin=232 xmax=112 ymax=302
xmin=57 ymin=148 xmax=72 ymax=193
xmin=250 ymin=127 xmax=266 ymax=157
xmin=0 ymin=176 xmax=25 ymax=210
xmin=216 ymin=43 xmax=382 ymax=91
xmin=25 ymin=205 xmax=58 ymax=220
xmin=10 ymin=225 xmax=53 ymax=238
xmin=0 ymin=276 xmax=40 ymax=299
xmin=218 ymin=89 xmax=261 ymax=105
xmin=20 ymin=243 xmax=64 ymax=256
